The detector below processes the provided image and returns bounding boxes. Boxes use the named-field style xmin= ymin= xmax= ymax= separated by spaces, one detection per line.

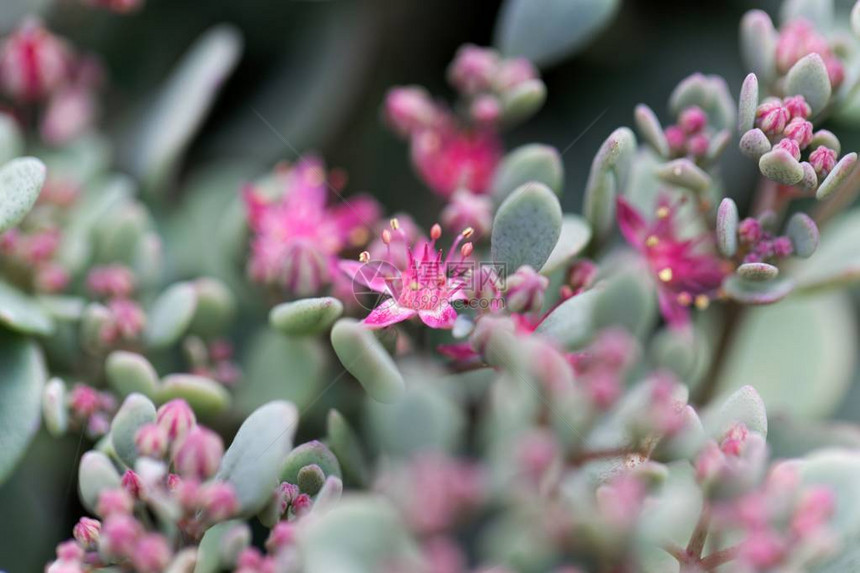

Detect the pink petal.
xmin=338 ymin=260 xmax=390 ymax=293
xmin=364 ymin=298 xmax=416 ymax=329
xmin=418 ymin=304 xmax=458 ymax=329
xmin=437 ymin=342 xmax=478 ymax=361
xmin=616 ymin=197 xmax=647 ymax=247
xmin=657 ymin=289 xmax=690 ymax=329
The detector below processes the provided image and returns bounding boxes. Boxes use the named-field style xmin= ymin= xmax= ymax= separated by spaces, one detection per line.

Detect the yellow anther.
xmin=645 ymin=235 xmax=659 ymax=247
xmin=461 ymin=227 xmax=474 ymax=238
xmin=359 ymin=251 xmax=370 ymax=263
xmin=676 ymin=292 xmax=692 ymax=307
xmin=694 ymin=294 xmax=710 ymax=310
xmin=390 ymin=218 xmax=400 ymax=231
xmin=658 ymin=267 xmax=673 ymax=282
xmin=656 ymin=206 xmax=670 ymax=219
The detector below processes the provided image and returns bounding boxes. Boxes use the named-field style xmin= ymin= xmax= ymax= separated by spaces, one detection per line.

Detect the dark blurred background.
xmin=3 ymin=0 xmax=849 ymax=569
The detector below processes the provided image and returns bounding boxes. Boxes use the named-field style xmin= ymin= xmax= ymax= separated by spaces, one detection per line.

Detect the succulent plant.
xmin=2 ymin=1 xmax=860 ymax=572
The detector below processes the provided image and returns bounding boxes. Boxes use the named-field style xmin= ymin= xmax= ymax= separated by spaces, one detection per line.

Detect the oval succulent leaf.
xmin=785 ymin=53 xmax=832 ymax=116
xmin=737 ymin=262 xmax=779 ymax=282
xmin=500 ymin=79 xmax=547 ymax=126
xmin=716 ymin=198 xmax=739 ymax=257
xmin=723 ymin=275 xmax=794 ymax=305
xmin=494 ymin=0 xmax=620 ymax=68
xmin=326 ymin=409 xmax=370 ymax=486
xmin=0 ymin=113 xmax=23 ymax=165
xmin=706 ymin=385 xmax=768 ymax=439
xmin=759 ymin=149 xmax=804 ymax=185
xmin=157 ymin=374 xmax=231 ymax=415
xmin=282 ymin=440 xmax=342 ymax=486
xmin=739 ymin=128 xmax=771 ymax=160
xmin=816 ymin=153 xmax=858 ymax=200
xmin=110 ymin=393 xmax=157 ymax=468
xmin=0 ymin=279 xmax=54 ymax=336
xmin=787 ymin=212 xmax=819 ymax=258
xmin=656 ymin=159 xmax=711 ymax=192
xmin=540 ymin=215 xmax=592 ymax=275
xmin=737 ymin=73 xmax=759 ymax=133
xmin=216 ymin=401 xmax=299 ymax=516
xmin=491 ymin=181 xmax=562 ymax=273
xmin=145 ymin=282 xmax=198 ymax=349
xmin=491 ymin=144 xmax=564 ymax=203
xmin=0 ymin=157 xmax=46 ymax=234
xmin=105 ymin=351 xmax=160 ymax=398
xmin=78 ymin=451 xmax=121 ymax=513
xmin=634 ymin=104 xmax=668 ymax=157
xmin=42 ymin=378 xmax=68 ymax=437
xmin=330 ymin=318 xmax=405 ymax=404
xmin=188 ymin=277 xmax=236 ymax=337
xmin=740 ymin=10 xmax=777 ymax=83
xmin=0 ymin=334 xmax=47 ymax=484
xmin=270 ymin=297 xmax=344 ymax=336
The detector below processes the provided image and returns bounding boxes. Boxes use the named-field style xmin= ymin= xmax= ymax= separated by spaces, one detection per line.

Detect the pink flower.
xmin=504 ymin=265 xmax=549 ymax=314
xmin=99 ymin=514 xmax=142 ymax=558
xmin=410 ymin=125 xmax=502 ymax=197
xmin=616 ymin=196 xmax=728 ymax=327
xmin=678 ymin=106 xmax=707 ymax=134
xmin=440 ymin=189 xmax=493 ymax=238
xmin=291 ymin=493 xmax=313 ymax=517
xmin=0 ymin=19 xmax=70 ymax=101
xmin=340 ymin=223 xmax=474 ymax=329
xmin=384 ymin=86 xmax=443 ymax=137
xmin=244 ymin=157 xmax=380 ymax=296
xmin=265 ymin=521 xmax=296 ymax=553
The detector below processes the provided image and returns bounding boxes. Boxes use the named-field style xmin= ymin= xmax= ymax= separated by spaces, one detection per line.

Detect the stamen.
xmin=656 ymin=207 xmax=670 ymax=219
xmin=694 ymin=295 xmax=710 ymax=310
xmin=359 ymin=251 xmax=370 ymax=263
xmin=658 ymin=268 xmax=673 ymax=282
xmin=677 ymin=292 xmax=692 ymax=306
xmin=460 ymin=242 xmax=474 ymax=257
xmin=390 ymin=218 xmax=400 ymax=231
xmin=461 ymin=227 xmax=474 ymax=239
xmin=645 ymin=235 xmax=659 ymax=248
xmin=430 ymin=223 xmax=442 ymax=240
xmin=382 ymin=229 xmax=392 ymax=245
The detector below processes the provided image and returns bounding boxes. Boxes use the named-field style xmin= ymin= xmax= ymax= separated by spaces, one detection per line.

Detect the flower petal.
xmin=363 ymin=298 xmax=416 ymax=329
xmin=418 ymin=304 xmax=458 ymax=329
xmin=338 ymin=260 xmax=390 ymax=293
xmin=616 ymin=196 xmax=647 ymax=247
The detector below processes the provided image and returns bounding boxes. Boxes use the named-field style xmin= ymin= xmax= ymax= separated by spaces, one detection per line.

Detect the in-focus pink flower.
xmin=245 ymin=157 xmax=380 ymax=296
xmin=340 ymin=222 xmax=474 ymax=329
xmin=616 ymin=196 xmax=728 ymax=327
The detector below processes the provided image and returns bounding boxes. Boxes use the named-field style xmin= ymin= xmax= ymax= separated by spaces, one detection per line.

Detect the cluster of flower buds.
xmin=384 ymin=45 xmax=546 ymax=197
xmin=567 ymin=328 xmax=638 ymax=409
xmin=0 ymin=19 xmax=102 ymax=144
xmin=234 ymin=520 xmax=298 ymax=573
xmin=775 ymin=19 xmax=843 ymax=88
xmin=244 ymin=157 xmax=380 ymax=297
xmin=83 ymin=265 xmax=147 ymax=347
xmin=66 ymin=383 xmax=117 ymax=438
xmin=662 ymin=105 xmax=722 ymax=161
xmin=184 ymin=337 xmax=242 ymax=386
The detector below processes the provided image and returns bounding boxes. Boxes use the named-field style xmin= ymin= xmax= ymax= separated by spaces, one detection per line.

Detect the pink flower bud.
xmin=166 ymin=473 xmax=181 ymax=491
xmin=35 ymin=263 xmax=70 ymax=293
xmin=156 ymin=399 xmax=196 ymax=442
xmin=199 ymin=481 xmax=238 ymax=521
xmin=720 ymin=423 xmax=750 ymax=456
xmin=41 ymin=85 xmax=98 ymax=145
xmin=566 ymin=260 xmax=598 ymax=297
xmin=784 ymin=118 xmax=813 ymax=148
xmin=96 ymin=488 xmax=133 ymax=517
xmin=678 ymin=106 xmax=707 ymax=134
xmin=134 ymin=423 xmax=168 ymax=458
xmin=504 ymin=265 xmax=549 ymax=314
xmin=174 ymin=477 xmax=201 ymax=511
xmin=265 ymin=521 xmax=296 ymax=553
xmin=774 ymin=137 xmax=801 ymax=161
xmin=825 ymin=56 xmax=845 ymax=89
xmin=132 ymin=533 xmax=172 ymax=573
xmin=792 ymin=486 xmax=835 ymax=537
xmin=87 ymin=265 xmax=136 ymax=299
xmin=291 ymin=493 xmax=313 ymax=517
xmin=783 ymin=95 xmax=811 ymax=119
xmin=69 ymin=384 xmax=101 ymax=419
xmin=384 ymin=86 xmax=440 ymax=137
xmin=756 ymin=100 xmax=790 ymax=135
xmin=686 ymin=133 xmax=710 ymax=157
xmin=739 ymin=529 xmax=785 ymax=568
xmin=105 ymin=298 xmax=145 ymax=341
xmin=56 ymin=540 xmax=84 ymax=562
xmin=772 ymin=236 xmax=793 ymax=258
xmin=469 ymin=94 xmax=501 ymax=124
xmin=596 ymin=473 xmax=646 ymax=528
xmin=493 ymin=57 xmax=537 ymax=91
xmin=237 ymin=547 xmax=265 ymax=569
xmin=172 ymin=426 xmax=224 ymax=480
xmin=73 ymin=517 xmax=101 ymax=547
xmin=276 ymin=481 xmax=300 ymax=515
xmin=0 ymin=19 xmax=69 ymax=101
xmin=448 ymin=44 xmax=499 ymax=95
xmin=695 ymin=441 xmax=727 ymax=483
xmin=121 ymin=470 xmax=143 ymax=499
xmin=99 ymin=514 xmax=142 ymax=558
xmin=664 ymin=125 xmax=686 ymax=154
xmin=738 ymin=218 xmax=763 ymax=244
xmin=441 ymin=189 xmax=493 ymax=239
xmin=809 ymin=146 xmax=837 ymax=178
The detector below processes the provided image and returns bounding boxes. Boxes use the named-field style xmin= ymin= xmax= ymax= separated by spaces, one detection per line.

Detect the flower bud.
xmin=199 ymin=481 xmax=238 ymax=521
xmin=504 ymin=265 xmax=549 ymax=313
xmin=678 ymin=105 xmax=707 ymax=134
xmin=384 ymin=86 xmax=440 ymax=137
xmin=756 ymin=100 xmax=790 ymax=135
xmin=783 ymin=118 xmax=813 ymax=148
xmin=134 ymin=423 xmax=168 ymax=458
xmin=441 ymin=189 xmax=493 ymax=239
xmin=132 ymin=533 xmax=172 ymax=573
xmin=686 ymin=133 xmax=710 ymax=157
xmin=469 ymin=94 xmax=501 ymax=124
xmin=664 ymin=125 xmax=686 ymax=155
xmin=265 ymin=521 xmax=296 ymax=553
xmin=105 ymin=298 xmax=146 ymax=341
xmin=771 ymin=236 xmax=793 ymax=258
xmin=493 ymin=57 xmax=536 ymax=91
xmin=448 ymin=44 xmax=499 ymax=95
xmin=99 ymin=514 xmax=142 ymax=558
xmin=87 ymin=265 xmax=136 ymax=299
xmin=291 ymin=493 xmax=312 ymax=517
xmin=73 ymin=517 xmax=101 ymax=547
xmin=738 ymin=217 xmax=763 ymax=244
xmin=121 ymin=470 xmax=143 ymax=499
xmin=96 ymin=489 xmax=133 ymax=517
xmin=809 ymin=146 xmax=837 ymax=179
xmin=69 ymin=384 xmax=101 ymax=419
xmin=156 ymin=399 xmax=196 ymax=442
xmin=774 ymin=137 xmax=801 ymax=161
xmin=783 ymin=95 xmax=811 ymax=119
xmin=0 ymin=19 xmax=69 ymax=101
xmin=56 ymin=540 xmax=84 ymax=562
xmin=172 ymin=426 xmax=224 ymax=480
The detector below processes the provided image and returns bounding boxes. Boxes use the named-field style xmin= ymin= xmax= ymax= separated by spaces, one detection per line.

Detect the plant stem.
xmin=699 ymin=545 xmax=740 ymax=570
xmin=685 ymin=504 xmax=710 ymax=559
xmin=693 ymin=300 xmax=742 ymax=407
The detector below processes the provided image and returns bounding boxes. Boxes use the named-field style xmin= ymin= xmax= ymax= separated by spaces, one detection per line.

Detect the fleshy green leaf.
xmin=0 ymin=280 xmax=54 ymax=336
xmin=491 ymin=182 xmax=562 ymax=272
xmin=786 ymin=212 xmax=819 ymax=258
xmin=716 ymin=292 xmax=856 ymax=419
xmin=816 ymin=153 xmax=858 ymax=200
xmin=42 ymin=378 xmax=68 ymax=437
xmin=634 ymin=104 xmax=668 ymax=158
xmin=282 ymin=441 xmax=342 ymax=486
xmin=759 ymin=148 xmax=804 ymax=185
xmin=491 ymin=144 xmax=563 ymax=203
xmin=0 ymin=113 xmax=23 ymax=164
xmin=156 ymin=374 xmax=230 ymax=415
xmin=110 ymin=394 xmax=156 ymax=468
xmin=145 ymin=282 xmax=198 ymax=349
xmin=78 ymin=451 xmax=121 ymax=513
xmin=540 ymin=215 xmax=592 ymax=275
xmin=739 ymin=128 xmax=771 ymax=159
xmin=737 ymin=73 xmax=759 ymax=133
xmin=792 ymin=207 xmax=860 ymax=291
xmin=0 ymin=157 xmax=46 ymax=234
xmin=270 ymin=297 xmax=344 ymax=336
xmin=736 ymin=262 xmax=779 ymax=281
xmin=785 ymin=53 xmax=832 ymax=116
xmin=494 ymin=0 xmax=620 ymax=68
xmin=533 ymin=288 xmax=600 ymax=350
xmin=722 ymin=275 xmax=794 ymax=304
xmin=216 ymin=401 xmax=299 ymax=516
xmin=187 ymin=277 xmax=236 ymax=338
xmin=326 ymin=409 xmax=370 ymax=487
xmin=703 ymin=385 xmax=768 ymax=439
xmin=0 ymin=334 xmax=47 ymax=484
xmin=105 ymin=351 xmax=160 ymax=399
xmin=331 ymin=319 xmax=405 ymax=404
xmin=716 ymin=198 xmax=739 ymax=257
xmin=195 ymin=520 xmax=250 ymax=573
xmin=740 ymin=10 xmax=777 ymax=84
xmin=499 ymin=80 xmax=547 ymax=126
